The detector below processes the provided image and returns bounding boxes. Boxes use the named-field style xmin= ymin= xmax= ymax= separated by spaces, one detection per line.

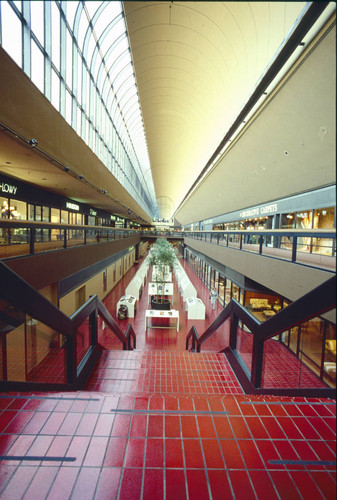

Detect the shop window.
xmin=225 ymin=279 xmax=232 ymax=305
xmin=61 ymin=210 xmax=68 ymax=224
xmin=51 ymin=208 xmax=60 ymax=223
xmin=299 ymin=317 xmax=325 ymax=377
xmin=296 ymin=210 xmax=312 ymax=229
xmin=281 ymin=213 xmax=295 ymax=229
xmin=0 ymin=197 xmax=9 ymax=218
xmin=323 ymin=322 xmax=336 ymax=386
xmin=28 ymin=204 xmax=35 ymax=221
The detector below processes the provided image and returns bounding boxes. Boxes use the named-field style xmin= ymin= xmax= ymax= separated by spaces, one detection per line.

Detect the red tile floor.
xmin=0 ymin=256 xmax=335 ymax=499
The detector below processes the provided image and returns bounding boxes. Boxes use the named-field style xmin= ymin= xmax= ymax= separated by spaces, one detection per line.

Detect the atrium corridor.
xmin=0 ymin=257 xmax=335 ymax=499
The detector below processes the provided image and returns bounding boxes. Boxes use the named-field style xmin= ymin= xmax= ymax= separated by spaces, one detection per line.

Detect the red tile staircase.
xmin=0 ymin=259 xmax=335 ymax=499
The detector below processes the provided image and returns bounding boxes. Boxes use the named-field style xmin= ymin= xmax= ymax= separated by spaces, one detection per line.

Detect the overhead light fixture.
xmin=29 ymin=138 xmax=38 ymax=147
xmin=79 ymin=175 xmax=84 ymax=180
xmin=64 ymin=167 xmax=69 ymax=172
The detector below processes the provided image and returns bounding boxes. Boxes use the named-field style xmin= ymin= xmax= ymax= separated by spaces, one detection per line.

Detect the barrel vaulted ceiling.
xmin=123 ymin=1 xmax=314 ymax=220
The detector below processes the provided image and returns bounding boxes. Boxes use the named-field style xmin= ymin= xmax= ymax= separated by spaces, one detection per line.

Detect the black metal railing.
xmin=186 ymin=275 xmax=336 ymax=397
xmin=184 ymin=229 xmax=336 ymax=270
xmin=0 ymin=261 xmax=135 ymax=391
xmin=0 ymin=219 xmax=140 ymax=258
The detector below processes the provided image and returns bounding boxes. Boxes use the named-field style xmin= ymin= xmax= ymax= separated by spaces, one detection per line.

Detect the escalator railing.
xmin=0 ymin=261 xmax=136 ymax=391
xmin=186 ymin=275 xmax=336 ymax=397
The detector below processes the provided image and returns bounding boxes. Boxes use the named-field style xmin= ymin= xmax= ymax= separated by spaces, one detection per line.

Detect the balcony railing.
xmin=184 ymin=229 xmax=336 ymax=271
xmin=0 ymin=220 xmax=140 ymax=258
xmin=0 ymin=261 xmax=136 ymax=391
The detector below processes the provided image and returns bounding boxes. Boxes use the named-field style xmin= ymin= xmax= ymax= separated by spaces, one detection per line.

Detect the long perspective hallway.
xmin=0 ymin=255 xmax=335 ymax=500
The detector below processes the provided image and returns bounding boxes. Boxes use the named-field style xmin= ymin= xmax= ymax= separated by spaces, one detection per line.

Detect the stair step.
xmin=85 ymin=350 xmax=243 ymax=395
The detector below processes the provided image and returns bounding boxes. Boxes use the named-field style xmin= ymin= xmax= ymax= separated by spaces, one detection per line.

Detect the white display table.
xmin=148 ymin=282 xmax=174 ymax=304
xmin=185 ymin=297 xmax=206 ymax=319
xmin=116 ymin=295 xmax=137 ymax=318
xmin=125 ymin=275 xmax=143 ymax=300
xmin=145 ymin=309 xmax=179 ymax=332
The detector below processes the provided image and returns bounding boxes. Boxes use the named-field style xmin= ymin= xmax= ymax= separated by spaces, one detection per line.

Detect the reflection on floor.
xmin=0 ymin=256 xmax=335 ymax=499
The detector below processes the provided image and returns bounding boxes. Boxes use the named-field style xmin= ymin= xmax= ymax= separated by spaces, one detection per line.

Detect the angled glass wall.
xmin=0 ymin=0 xmax=157 ymax=218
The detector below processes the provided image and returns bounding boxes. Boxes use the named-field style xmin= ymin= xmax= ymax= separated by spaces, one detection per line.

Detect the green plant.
xmin=148 ymin=238 xmax=177 ymax=303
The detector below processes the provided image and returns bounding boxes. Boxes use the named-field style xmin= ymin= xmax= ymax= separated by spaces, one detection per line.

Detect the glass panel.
xmin=299 ymin=318 xmax=325 ymax=381
xmin=323 ymin=322 xmax=336 ymax=388
xmin=1 ymin=2 xmax=22 ymax=66
xmin=0 ymin=197 xmax=9 ymax=218
xmin=26 ymin=316 xmax=66 ymax=383
xmin=51 ymin=1 xmax=60 ymax=70
xmin=76 ymin=317 xmax=90 ymax=367
xmin=31 ymin=41 xmax=45 ymax=93
xmin=4 ymin=313 xmax=66 ymax=384
xmin=236 ymin=323 xmax=252 ymax=374
xmin=51 ymin=69 xmax=60 ymax=109
xmin=65 ymin=1 xmax=78 ymax=30
xmin=66 ymin=89 xmax=72 ymax=125
xmin=261 ymin=333 xmax=327 ymax=390
xmin=66 ymin=29 xmax=73 ymax=88
xmin=30 ymin=1 xmax=44 ymax=45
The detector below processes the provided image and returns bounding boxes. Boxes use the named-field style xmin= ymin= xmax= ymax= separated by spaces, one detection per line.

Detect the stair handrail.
xmin=125 ymin=324 xmax=137 ymax=350
xmin=187 ymin=275 xmax=336 ymax=352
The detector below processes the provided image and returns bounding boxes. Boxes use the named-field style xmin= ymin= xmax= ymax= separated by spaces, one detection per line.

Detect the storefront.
xmin=185 ymin=246 xmax=336 ymax=388
xmin=208 ymin=186 xmax=335 ymax=233
xmin=0 ymin=173 xmax=125 ymax=228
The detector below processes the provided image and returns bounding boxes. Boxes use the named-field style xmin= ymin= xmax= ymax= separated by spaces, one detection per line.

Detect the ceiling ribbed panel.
xmin=123 ymin=1 xmax=307 ymax=219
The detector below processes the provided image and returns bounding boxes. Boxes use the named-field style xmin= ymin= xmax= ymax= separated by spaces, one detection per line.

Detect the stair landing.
xmin=85 ymin=351 xmax=243 ymax=395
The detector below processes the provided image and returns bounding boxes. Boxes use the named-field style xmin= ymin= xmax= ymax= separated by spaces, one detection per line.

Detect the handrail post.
xmin=29 ymin=227 xmax=35 ymax=254
xmin=229 ymin=312 xmax=238 ymax=349
xmin=239 ymin=233 xmax=243 ymax=250
xmin=63 ymin=229 xmax=67 ymax=249
xmin=259 ymin=235 xmax=263 ymax=254
xmin=66 ymin=334 xmax=77 ymax=385
xmin=251 ymin=335 xmax=264 ymax=388
xmin=89 ymin=308 xmax=98 ymax=347
xmin=292 ymin=236 xmax=297 ymax=262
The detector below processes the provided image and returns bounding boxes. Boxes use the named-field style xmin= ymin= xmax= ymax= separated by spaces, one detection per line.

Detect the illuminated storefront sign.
xmin=90 ymin=209 xmax=97 ymax=216
xmin=240 ymin=203 xmax=278 ymax=219
xmin=0 ymin=182 xmax=17 ymax=195
xmin=66 ymin=201 xmax=80 ymax=211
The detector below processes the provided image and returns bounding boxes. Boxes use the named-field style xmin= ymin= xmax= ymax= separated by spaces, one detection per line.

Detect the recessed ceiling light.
xmin=5 ymin=161 xmax=11 ymax=164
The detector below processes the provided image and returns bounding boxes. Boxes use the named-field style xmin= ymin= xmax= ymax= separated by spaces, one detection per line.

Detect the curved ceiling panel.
xmin=123 ymin=1 xmax=307 ymax=219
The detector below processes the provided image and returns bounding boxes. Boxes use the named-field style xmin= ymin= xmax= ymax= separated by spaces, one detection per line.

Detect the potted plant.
xmin=148 ymin=238 xmax=177 ymax=309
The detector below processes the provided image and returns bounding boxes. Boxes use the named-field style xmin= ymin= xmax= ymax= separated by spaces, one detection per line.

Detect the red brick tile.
xmin=130 ymin=414 xmax=147 ymax=437
xmin=83 ymin=436 xmax=109 ymax=466
xmin=119 ymin=468 xmax=142 ymax=500
xmin=197 ymin=415 xmax=216 ymax=438
xmin=71 ymin=467 xmax=100 ymax=500
xmin=290 ymin=440 xmax=318 ymax=461
xmin=213 ymin=416 xmax=233 ymax=438
xmin=93 ymin=413 xmax=115 ymax=436
xmin=220 ymin=440 xmax=245 ymax=469
xmin=255 ymin=440 xmax=282 ymax=469
xmin=228 ymin=470 xmax=256 ymax=499
xmin=269 ymin=471 xmax=302 ymax=499
xmin=124 ymin=438 xmax=145 ymax=467
xmin=290 ymin=471 xmax=326 ymax=499
xmin=145 ymin=438 xmax=163 ymax=467
xmin=273 ymin=440 xmax=299 ymax=463
xmin=23 ymin=466 xmax=58 ymax=500
xmin=244 ymin=416 xmax=269 ymax=439
xmin=238 ymin=440 xmax=265 ymax=469
xmin=183 ymin=439 xmax=204 ymax=468
xmin=186 ymin=469 xmax=210 ymax=500
xmin=165 ymin=469 xmax=187 ymax=500
xmin=75 ymin=413 xmax=98 ymax=436
xmin=181 ymin=415 xmax=198 ymax=438
xmin=143 ymin=468 xmax=163 ymax=500
xmin=249 ymin=470 xmax=279 ymax=500
xmin=46 ymin=435 xmax=72 ymax=461
xmin=208 ymin=470 xmax=233 ymax=499
xmin=104 ymin=437 xmax=127 ymax=467
xmin=22 ymin=412 xmax=50 ymax=434
xmin=165 ymin=415 xmax=180 ymax=437
xmin=165 ymin=438 xmax=184 ymax=468
xmin=58 ymin=412 xmax=82 ymax=435
xmin=228 ymin=416 xmax=251 ymax=439
xmin=111 ymin=414 xmax=131 ymax=437
xmin=147 ymin=414 xmax=163 ymax=437
xmin=0 ymin=465 xmax=38 ymax=499
xmin=41 ymin=412 xmax=67 ymax=435
xmin=4 ymin=411 xmax=34 ymax=434
xmin=260 ymin=416 xmax=287 ymax=439
xmin=94 ymin=467 xmax=121 ymax=500
xmin=310 ymin=471 xmax=337 ymax=499
xmin=307 ymin=417 xmax=336 ymax=440
xmin=64 ymin=436 xmax=90 ymax=466
xmin=202 ymin=439 xmax=224 ymax=468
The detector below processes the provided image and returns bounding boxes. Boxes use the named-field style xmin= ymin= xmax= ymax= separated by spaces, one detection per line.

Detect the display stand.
xmin=185 ymin=297 xmax=206 ymax=319
xmin=116 ymin=295 xmax=137 ymax=318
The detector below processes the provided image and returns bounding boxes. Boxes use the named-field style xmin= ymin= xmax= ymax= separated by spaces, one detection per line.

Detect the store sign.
xmin=66 ymin=201 xmax=80 ymax=211
xmin=110 ymin=215 xmax=116 ymax=220
xmin=90 ymin=209 xmax=97 ymax=216
xmin=0 ymin=182 xmax=17 ymax=195
xmin=240 ymin=203 xmax=278 ymax=219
